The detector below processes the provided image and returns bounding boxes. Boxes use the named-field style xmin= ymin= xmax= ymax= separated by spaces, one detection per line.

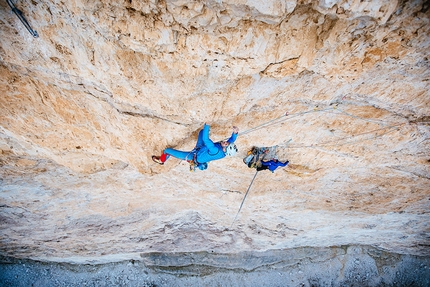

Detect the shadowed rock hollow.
xmin=0 ymin=0 xmax=429 ymax=269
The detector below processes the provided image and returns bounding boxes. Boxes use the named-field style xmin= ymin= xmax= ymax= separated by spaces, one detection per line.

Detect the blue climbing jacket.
xmin=195 ymin=124 xmax=237 ymax=164
xmin=261 ymin=160 xmax=289 ymax=172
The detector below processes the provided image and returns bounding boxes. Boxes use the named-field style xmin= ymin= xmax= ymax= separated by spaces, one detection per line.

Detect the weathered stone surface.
xmin=1 ymin=245 xmax=430 ymax=287
xmin=0 ymin=0 xmax=429 ymax=263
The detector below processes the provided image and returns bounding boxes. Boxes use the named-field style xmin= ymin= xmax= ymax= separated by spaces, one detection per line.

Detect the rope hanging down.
xmin=227 ymin=103 xmax=406 ymax=227
xmin=230 ymin=170 xmax=259 ymax=227
xmin=7 ymin=0 xmax=39 ymax=38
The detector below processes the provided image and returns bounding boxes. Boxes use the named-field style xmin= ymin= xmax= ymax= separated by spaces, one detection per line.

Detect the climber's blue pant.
xmin=163 ymin=129 xmax=204 ymax=162
xmin=163 ymin=148 xmax=195 ymax=161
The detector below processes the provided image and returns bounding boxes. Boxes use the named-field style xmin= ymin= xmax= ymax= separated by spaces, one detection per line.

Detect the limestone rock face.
xmin=0 ymin=0 xmax=429 ymax=263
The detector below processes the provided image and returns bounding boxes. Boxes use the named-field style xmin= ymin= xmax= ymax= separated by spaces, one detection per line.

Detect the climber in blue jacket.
xmin=152 ymin=123 xmax=239 ymax=170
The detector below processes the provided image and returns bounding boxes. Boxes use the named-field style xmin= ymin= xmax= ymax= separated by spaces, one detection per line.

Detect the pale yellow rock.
xmin=0 ymin=0 xmax=429 ymax=263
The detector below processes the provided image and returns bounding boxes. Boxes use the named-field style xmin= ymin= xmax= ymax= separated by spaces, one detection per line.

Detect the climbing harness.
xmin=188 ymin=159 xmax=198 ymax=172
xmin=7 ymin=0 xmax=38 ymax=38
xmin=231 ymin=170 xmax=259 ymax=227
xmin=189 ymin=160 xmax=208 ymax=172
xmin=243 ymin=139 xmax=291 ymax=169
xmin=183 ymin=147 xmax=210 ymax=172
xmin=244 ymin=147 xmax=272 ymax=169
xmin=188 ymin=158 xmax=198 ymax=172
xmin=243 ymin=147 xmax=267 ymax=169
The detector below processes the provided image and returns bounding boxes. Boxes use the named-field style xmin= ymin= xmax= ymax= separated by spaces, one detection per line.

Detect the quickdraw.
xmin=7 ymin=0 xmax=39 ymax=38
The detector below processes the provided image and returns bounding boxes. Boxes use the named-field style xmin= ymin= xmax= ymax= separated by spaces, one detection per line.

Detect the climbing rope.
xmin=7 ymin=0 xmax=38 ymax=38
xmin=214 ymin=101 xmax=412 ymax=184
xmin=328 ymin=107 xmax=394 ymax=126
xmin=238 ymin=107 xmax=335 ymax=136
xmin=288 ymin=123 xmax=404 ymax=149
xmin=156 ymin=102 xmax=408 ymax=169
xmin=240 ymin=107 xmax=390 ymax=137
xmin=238 ymin=91 xmax=411 ymax=138
xmin=231 ymin=170 xmax=259 ymax=227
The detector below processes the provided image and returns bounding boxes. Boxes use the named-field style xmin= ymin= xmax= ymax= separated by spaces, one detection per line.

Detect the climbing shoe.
xmin=152 ymin=156 xmax=164 ymax=165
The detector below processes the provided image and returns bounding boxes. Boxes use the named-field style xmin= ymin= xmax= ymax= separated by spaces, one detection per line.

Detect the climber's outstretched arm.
xmin=201 ymin=124 xmax=218 ymax=153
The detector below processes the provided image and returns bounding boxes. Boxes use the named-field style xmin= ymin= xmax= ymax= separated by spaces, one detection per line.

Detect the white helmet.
xmin=225 ymin=143 xmax=238 ymax=156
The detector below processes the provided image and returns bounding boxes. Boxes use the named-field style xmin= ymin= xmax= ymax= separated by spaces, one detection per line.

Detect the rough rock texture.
xmin=1 ymin=246 xmax=430 ymax=287
xmin=0 ymin=0 xmax=429 ymax=265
